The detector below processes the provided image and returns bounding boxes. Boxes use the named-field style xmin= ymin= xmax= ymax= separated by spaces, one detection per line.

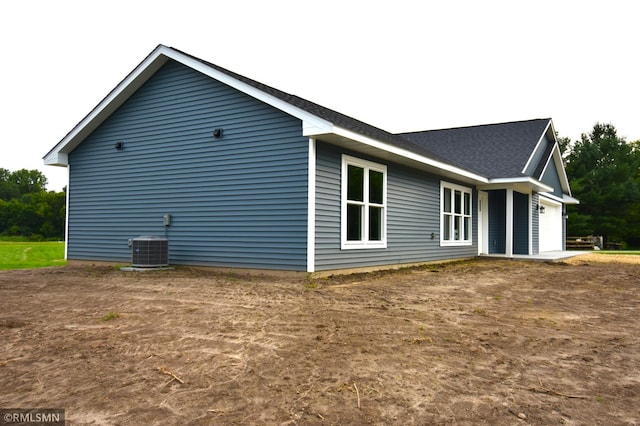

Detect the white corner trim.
xmin=307 ymin=138 xmax=316 ymax=273
xmin=528 ymin=193 xmax=533 ymax=255
xmin=505 ymin=188 xmax=513 ymax=257
xmin=64 ymin=166 xmax=70 ymax=259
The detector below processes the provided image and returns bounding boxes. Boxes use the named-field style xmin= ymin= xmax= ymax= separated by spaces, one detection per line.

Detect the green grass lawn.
xmin=0 ymin=241 xmax=66 ymax=270
xmin=599 ymin=250 xmax=640 ymax=255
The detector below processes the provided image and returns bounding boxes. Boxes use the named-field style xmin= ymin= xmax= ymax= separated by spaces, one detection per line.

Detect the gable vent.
xmin=131 ymin=236 xmax=169 ymax=267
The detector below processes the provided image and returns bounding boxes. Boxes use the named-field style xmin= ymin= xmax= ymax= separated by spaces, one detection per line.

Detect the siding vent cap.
xmin=213 ymin=128 xmax=223 ymax=138
xmin=115 ymin=141 xmax=124 ymax=151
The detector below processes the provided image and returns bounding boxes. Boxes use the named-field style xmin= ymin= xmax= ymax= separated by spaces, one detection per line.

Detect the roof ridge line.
xmin=398 ymin=118 xmax=551 ymax=135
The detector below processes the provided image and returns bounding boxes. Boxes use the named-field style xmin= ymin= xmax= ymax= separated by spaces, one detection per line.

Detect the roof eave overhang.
xmin=540 ymin=192 xmax=580 ymax=205
xmin=478 ymin=177 xmax=554 ymax=193
xmin=309 ymin=126 xmax=489 ymax=185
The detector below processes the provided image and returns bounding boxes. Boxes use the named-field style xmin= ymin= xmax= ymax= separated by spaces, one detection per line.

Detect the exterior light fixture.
xmin=115 ymin=142 xmax=124 ymax=151
xmin=213 ymin=128 xmax=223 ymax=138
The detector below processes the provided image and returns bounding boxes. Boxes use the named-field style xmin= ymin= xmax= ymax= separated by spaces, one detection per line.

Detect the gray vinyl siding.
xmin=541 ymin=158 xmax=563 ymax=198
xmin=524 ymin=134 xmax=553 ymax=176
xmin=531 ymin=193 xmax=539 ymax=254
xmin=67 ymin=59 xmax=308 ymax=270
xmin=512 ymin=191 xmax=529 ymax=255
xmin=314 ymin=142 xmax=477 ymax=271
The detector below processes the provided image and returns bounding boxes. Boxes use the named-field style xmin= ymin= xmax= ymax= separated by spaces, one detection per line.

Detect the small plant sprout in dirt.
xmin=101 ymin=311 xmax=120 ymax=322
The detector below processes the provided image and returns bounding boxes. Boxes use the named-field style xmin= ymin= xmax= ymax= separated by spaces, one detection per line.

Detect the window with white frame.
xmin=341 ymin=155 xmax=387 ymax=249
xmin=441 ymin=181 xmax=472 ymax=245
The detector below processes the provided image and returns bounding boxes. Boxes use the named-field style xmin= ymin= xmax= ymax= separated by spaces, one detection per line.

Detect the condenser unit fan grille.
xmin=131 ymin=236 xmax=169 ymax=267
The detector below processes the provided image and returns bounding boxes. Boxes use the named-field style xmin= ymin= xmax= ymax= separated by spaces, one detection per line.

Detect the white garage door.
xmin=539 ymin=201 xmax=562 ymax=252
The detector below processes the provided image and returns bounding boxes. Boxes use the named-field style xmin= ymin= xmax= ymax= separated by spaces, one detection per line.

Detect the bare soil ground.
xmin=1 ymin=254 xmax=639 ymax=425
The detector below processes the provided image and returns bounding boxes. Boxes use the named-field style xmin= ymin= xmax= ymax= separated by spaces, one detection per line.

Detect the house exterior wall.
xmin=541 ymin=158 xmax=564 ymax=198
xmin=314 ymin=141 xmax=477 ymax=271
xmin=67 ymin=60 xmax=309 ymax=270
xmin=531 ymin=193 xmax=540 ymax=254
xmin=524 ymin=134 xmax=553 ymax=176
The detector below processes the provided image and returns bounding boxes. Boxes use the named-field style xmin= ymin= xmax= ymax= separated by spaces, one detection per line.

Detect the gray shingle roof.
xmin=400 ymin=119 xmax=552 ymax=179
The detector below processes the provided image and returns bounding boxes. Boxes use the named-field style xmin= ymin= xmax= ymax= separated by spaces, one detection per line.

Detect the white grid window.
xmin=341 ymin=155 xmax=387 ymax=249
xmin=441 ymin=181 xmax=472 ymax=246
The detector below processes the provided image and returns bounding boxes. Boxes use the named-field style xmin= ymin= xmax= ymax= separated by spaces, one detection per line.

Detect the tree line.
xmin=562 ymin=123 xmax=640 ymax=247
xmin=1 ymin=123 xmax=638 ymax=246
xmin=0 ymin=169 xmax=65 ymax=240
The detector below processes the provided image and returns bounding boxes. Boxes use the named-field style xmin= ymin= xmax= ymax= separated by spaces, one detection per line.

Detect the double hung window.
xmin=441 ymin=181 xmax=472 ymax=245
xmin=341 ymin=155 xmax=387 ymax=249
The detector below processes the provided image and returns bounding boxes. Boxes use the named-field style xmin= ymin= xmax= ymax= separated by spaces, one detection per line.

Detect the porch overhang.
xmin=477 ymin=177 xmax=553 ymax=194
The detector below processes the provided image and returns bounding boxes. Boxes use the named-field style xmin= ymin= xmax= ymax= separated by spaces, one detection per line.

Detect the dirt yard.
xmin=1 ymin=254 xmax=638 ymax=425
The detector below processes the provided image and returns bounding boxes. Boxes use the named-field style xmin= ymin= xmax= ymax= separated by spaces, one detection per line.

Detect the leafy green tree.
xmin=0 ymin=168 xmax=48 ymax=200
xmin=0 ymin=169 xmax=65 ymax=240
xmin=11 ymin=169 xmax=48 ymax=196
xmin=0 ymin=168 xmax=18 ymax=200
xmin=625 ymin=140 xmax=640 ymax=246
xmin=564 ymin=123 xmax=640 ymax=245
xmin=557 ymin=135 xmax=572 ymax=157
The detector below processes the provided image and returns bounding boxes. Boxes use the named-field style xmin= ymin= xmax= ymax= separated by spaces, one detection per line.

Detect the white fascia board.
xmin=330 ymin=126 xmax=489 ymax=184
xmin=521 ymin=119 xmax=552 ymax=174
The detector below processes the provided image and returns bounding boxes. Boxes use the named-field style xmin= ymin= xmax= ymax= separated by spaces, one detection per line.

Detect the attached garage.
xmin=538 ymin=198 xmax=563 ymax=252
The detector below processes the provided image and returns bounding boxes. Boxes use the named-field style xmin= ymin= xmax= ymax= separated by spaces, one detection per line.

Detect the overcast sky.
xmin=1 ymin=0 xmax=637 ymax=191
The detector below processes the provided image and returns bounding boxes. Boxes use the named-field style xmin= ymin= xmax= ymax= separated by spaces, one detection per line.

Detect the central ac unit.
xmin=131 ymin=236 xmax=169 ymax=267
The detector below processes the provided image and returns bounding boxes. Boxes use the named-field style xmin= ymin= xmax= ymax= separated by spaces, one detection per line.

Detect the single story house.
xmin=44 ymin=45 xmax=578 ymax=274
